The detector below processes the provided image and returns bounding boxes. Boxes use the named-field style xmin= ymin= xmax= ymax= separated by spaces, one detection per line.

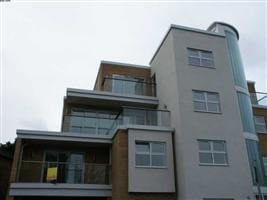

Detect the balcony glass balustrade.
xmin=18 ymin=161 xmax=111 ymax=184
xmin=102 ymin=76 xmax=156 ymax=97
xmin=250 ymin=92 xmax=267 ymax=107
xmin=63 ymin=107 xmax=170 ymax=135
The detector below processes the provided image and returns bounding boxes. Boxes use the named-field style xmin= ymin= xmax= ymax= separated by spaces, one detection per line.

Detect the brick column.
xmin=6 ymin=138 xmax=22 ymax=200
xmin=112 ymin=130 xmax=129 ymax=200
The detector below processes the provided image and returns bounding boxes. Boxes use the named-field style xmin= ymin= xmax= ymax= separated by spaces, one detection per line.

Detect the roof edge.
xmin=149 ymin=23 xmax=225 ymax=65
xmin=207 ymin=21 xmax=239 ymax=39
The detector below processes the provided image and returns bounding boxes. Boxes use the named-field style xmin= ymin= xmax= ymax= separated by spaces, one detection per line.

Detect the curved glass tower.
xmin=208 ymin=22 xmax=264 ymax=186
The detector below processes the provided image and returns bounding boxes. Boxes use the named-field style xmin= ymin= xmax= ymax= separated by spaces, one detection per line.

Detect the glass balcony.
xmin=250 ymin=92 xmax=267 ymax=107
xmin=102 ymin=77 xmax=156 ymax=97
xmin=63 ymin=107 xmax=170 ymax=135
xmin=18 ymin=161 xmax=111 ymax=184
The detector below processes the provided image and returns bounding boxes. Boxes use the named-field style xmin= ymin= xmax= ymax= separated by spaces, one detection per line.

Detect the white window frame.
xmin=254 ymin=116 xmax=267 ymax=133
xmin=187 ymin=48 xmax=215 ymax=68
xmin=193 ymin=90 xmax=221 ymax=113
xmin=135 ymin=141 xmax=167 ymax=168
xmin=198 ymin=140 xmax=228 ymax=166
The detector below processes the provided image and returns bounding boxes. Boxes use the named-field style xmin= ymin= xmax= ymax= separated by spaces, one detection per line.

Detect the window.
xmin=254 ymin=116 xmax=267 ymax=133
xmin=135 ymin=141 xmax=166 ymax=167
xmin=43 ymin=152 xmax=84 ymax=184
xmin=198 ymin=140 xmax=228 ymax=165
xmin=193 ymin=91 xmax=221 ymax=113
xmin=262 ymin=157 xmax=267 ymax=175
xmin=188 ymin=48 xmax=214 ymax=68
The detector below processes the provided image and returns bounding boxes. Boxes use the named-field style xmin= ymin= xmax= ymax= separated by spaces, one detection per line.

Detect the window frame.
xmin=187 ymin=48 xmax=215 ymax=68
xmin=198 ymin=140 xmax=228 ymax=166
xmin=135 ymin=141 xmax=167 ymax=168
xmin=193 ymin=90 xmax=221 ymax=114
xmin=254 ymin=115 xmax=267 ymax=133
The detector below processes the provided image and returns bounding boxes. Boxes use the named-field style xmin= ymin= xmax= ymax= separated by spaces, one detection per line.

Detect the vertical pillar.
xmin=6 ymin=138 xmax=22 ymax=200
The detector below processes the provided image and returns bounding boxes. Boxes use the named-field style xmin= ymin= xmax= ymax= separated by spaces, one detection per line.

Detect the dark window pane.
xmin=199 ymin=152 xmax=213 ymax=164
xmin=189 ymin=57 xmax=201 ymax=66
xmin=136 ymin=154 xmax=150 ymax=166
xmin=201 ymin=51 xmax=213 ymax=59
xmin=207 ymin=93 xmax=219 ymax=102
xmin=194 ymin=101 xmax=207 ymax=111
xmin=207 ymin=102 xmax=219 ymax=112
xmin=193 ymin=91 xmax=205 ymax=100
xmin=188 ymin=49 xmax=199 ymax=57
xmin=152 ymin=155 xmax=166 ymax=166
xmin=45 ymin=152 xmax=58 ymax=162
xmin=213 ymin=142 xmax=225 ymax=151
xmin=58 ymin=153 xmax=69 ymax=162
xmin=199 ymin=141 xmax=211 ymax=151
xmin=213 ymin=153 xmax=227 ymax=164
xmin=136 ymin=142 xmax=149 ymax=153
xmin=152 ymin=143 xmax=165 ymax=153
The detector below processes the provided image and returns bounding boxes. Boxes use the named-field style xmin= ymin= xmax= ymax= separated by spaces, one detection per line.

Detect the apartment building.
xmin=247 ymin=81 xmax=267 ymax=197
xmin=6 ymin=22 xmax=264 ymax=200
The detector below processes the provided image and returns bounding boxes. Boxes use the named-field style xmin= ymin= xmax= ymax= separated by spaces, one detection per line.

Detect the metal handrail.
xmin=18 ymin=161 xmax=111 ymax=184
xmin=21 ymin=160 xmax=111 ymax=166
xmin=102 ymin=76 xmax=156 ymax=86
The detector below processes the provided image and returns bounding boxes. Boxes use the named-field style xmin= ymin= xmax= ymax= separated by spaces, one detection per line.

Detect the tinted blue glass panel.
xmin=226 ymin=31 xmax=248 ymax=89
xmin=246 ymin=139 xmax=264 ymax=185
xmin=237 ymin=92 xmax=256 ymax=133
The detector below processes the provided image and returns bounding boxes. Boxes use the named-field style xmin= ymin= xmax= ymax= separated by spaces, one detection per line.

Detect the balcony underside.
xmin=66 ymin=88 xmax=159 ymax=108
xmin=9 ymin=183 xmax=112 ymax=197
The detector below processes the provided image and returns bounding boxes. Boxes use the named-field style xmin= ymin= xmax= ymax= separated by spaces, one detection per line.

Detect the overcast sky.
xmin=1 ymin=1 xmax=266 ymax=143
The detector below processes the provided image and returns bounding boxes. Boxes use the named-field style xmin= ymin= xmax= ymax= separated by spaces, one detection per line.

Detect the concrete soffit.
xmin=16 ymin=129 xmax=112 ymax=144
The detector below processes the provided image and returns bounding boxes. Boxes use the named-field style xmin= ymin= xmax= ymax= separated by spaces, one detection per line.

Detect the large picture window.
xmin=135 ymin=141 xmax=166 ymax=168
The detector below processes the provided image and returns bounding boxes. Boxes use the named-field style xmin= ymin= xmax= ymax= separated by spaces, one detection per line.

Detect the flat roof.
xmin=207 ymin=21 xmax=239 ymax=39
xmin=101 ymin=60 xmax=150 ymax=69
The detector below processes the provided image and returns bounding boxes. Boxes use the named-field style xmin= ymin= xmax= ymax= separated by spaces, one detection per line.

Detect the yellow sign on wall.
xmin=47 ymin=167 xmax=58 ymax=181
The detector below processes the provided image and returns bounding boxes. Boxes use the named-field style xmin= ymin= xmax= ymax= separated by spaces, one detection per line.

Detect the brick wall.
xmin=112 ymin=130 xmax=176 ymax=200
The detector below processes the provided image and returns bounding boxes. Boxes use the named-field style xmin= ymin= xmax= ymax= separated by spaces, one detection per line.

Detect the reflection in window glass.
xmin=135 ymin=141 xmax=166 ymax=167
xmin=198 ymin=140 xmax=227 ymax=165
xmin=193 ymin=91 xmax=221 ymax=113
xmin=187 ymin=48 xmax=214 ymax=68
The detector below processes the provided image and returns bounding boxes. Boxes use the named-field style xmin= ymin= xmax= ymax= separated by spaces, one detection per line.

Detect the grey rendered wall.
xmin=128 ymin=129 xmax=175 ymax=193
xmin=151 ymin=28 xmax=255 ymax=200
